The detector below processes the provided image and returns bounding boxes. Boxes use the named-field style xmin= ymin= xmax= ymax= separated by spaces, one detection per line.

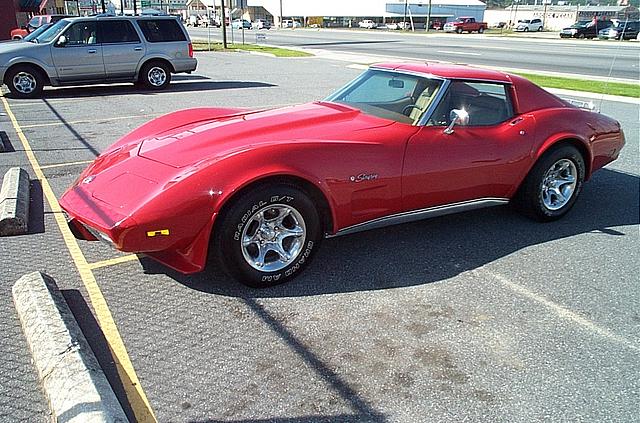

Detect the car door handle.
xmin=134 ymin=47 xmax=142 ymax=51
xmin=87 ymin=49 xmax=97 ymax=54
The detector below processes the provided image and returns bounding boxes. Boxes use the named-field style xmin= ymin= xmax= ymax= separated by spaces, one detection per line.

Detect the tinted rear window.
xmin=137 ymin=19 xmax=186 ymax=42
xmin=99 ymin=20 xmax=140 ymax=43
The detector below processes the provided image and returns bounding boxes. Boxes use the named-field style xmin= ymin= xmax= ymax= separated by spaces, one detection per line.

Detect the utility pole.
xmin=403 ymin=0 xmax=408 ymax=29
xmin=427 ymin=0 xmax=432 ymax=31
xmin=101 ymin=0 xmax=106 ymax=13
xmin=133 ymin=0 xmax=137 ymax=15
xmin=221 ymin=0 xmax=227 ymax=48
xmin=279 ymin=0 xmax=283 ymax=28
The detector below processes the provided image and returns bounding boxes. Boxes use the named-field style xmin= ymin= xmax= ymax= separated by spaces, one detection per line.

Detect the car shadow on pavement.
xmin=5 ymin=81 xmax=277 ymax=100
xmin=140 ymin=168 xmax=639 ymax=299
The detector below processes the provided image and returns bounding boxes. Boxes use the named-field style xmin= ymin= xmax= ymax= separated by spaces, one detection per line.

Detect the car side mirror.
xmin=443 ymin=109 xmax=469 ymax=135
xmin=56 ymin=35 xmax=67 ymax=46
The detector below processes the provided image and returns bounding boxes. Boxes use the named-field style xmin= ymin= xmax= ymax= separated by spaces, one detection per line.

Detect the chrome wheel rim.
xmin=541 ymin=159 xmax=577 ymax=211
xmin=13 ymin=72 xmax=36 ymax=94
xmin=147 ymin=66 xmax=167 ymax=86
xmin=241 ymin=204 xmax=306 ymax=272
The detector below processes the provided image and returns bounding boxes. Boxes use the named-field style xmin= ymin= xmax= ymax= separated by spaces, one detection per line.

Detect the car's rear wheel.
xmin=537 ymin=26 xmax=543 ymax=31
xmin=478 ymin=27 xmax=485 ymax=33
xmin=140 ymin=61 xmax=171 ymax=90
xmin=212 ymin=184 xmax=322 ymax=288
xmin=515 ymin=145 xmax=585 ymax=221
xmin=5 ymin=65 xmax=44 ymax=98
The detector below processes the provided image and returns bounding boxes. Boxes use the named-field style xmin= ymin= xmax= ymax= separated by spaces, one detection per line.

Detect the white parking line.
xmin=437 ymin=50 xmax=482 ymax=56
xmin=476 ymin=268 xmax=640 ymax=353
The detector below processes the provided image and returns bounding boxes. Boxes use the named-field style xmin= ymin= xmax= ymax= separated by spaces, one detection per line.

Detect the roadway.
xmin=188 ymin=27 xmax=640 ymax=81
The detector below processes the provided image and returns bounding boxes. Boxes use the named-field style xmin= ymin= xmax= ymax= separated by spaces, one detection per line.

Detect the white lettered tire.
xmin=212 ymin=184 xmax=321 ymax=287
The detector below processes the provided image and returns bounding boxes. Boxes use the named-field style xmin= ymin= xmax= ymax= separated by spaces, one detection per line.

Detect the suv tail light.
xmin=188 ymin=42 xmax=193 ymax=58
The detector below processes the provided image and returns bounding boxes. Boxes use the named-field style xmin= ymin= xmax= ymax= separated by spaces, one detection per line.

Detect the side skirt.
xmin=326 ymin=198 xmax=510 ymax=238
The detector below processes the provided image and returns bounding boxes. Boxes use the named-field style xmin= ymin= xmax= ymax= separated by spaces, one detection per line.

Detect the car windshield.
xmin=24 ymin=23 xmax=52 ymax=42
xmin=33 ymin=19 xmax=69 ymax=43
xmin=325 ymin=69 xmax=444 ymax=125
xmin=571 ymin=21 xmax=590 ymax=28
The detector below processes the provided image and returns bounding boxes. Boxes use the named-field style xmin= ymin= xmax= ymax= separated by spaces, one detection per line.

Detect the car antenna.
xmin=599 ymin=16 xmax=631 ymax=112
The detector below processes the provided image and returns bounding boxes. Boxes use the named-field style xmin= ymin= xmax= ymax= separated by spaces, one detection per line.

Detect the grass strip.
xmin=514 ymin=72 xmax=640 ymax=98
xmin=193 ymin=42 xmax=312 ymax=57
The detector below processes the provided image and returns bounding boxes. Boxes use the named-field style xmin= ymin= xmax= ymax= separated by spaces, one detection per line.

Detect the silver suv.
xmin=0 ymin=15 xmax=197 ymax=98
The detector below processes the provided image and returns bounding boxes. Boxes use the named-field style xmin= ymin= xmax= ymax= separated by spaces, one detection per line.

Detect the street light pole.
xmin=403 ymin=0 xmax=408 ymax=29
xmin=221 ymin=0 xmax=227 ymax=48
xmin=427 ymin=0 xmax=432 ymax=32
xmin=279 ymin=0 xmax=283 ymax=28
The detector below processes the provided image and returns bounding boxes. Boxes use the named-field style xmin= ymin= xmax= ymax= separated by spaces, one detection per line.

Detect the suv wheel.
xmin=140 ymin=61 xmax=171 ymax=90
xmin=6 ymin=65 xmax=44 ymax=98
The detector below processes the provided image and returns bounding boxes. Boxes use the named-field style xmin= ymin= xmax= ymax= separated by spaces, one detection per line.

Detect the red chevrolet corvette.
xmin=60 ymin=63 xmax=625 ymax=287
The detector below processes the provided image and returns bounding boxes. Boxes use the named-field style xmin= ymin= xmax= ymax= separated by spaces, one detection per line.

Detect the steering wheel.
xmin=402 ymin=104 xmax=421 ymax=116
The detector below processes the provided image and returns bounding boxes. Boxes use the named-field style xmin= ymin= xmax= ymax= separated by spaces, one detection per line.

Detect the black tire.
xmin=139 ymin=61 xmax=171 ymax=90
xmin=537 ymin=26 xmax=543 ymax=32
xmin=523 ymin=27 xmax=529 ymax=32
xmin=5 ymin=65 xmax=44 ymax=98
xmin=514 ymin=145 xmax=585 ymax=222
xmin=212 ymin=184 xmax=322 ymax=288
xmin=578 ymin=33 xmax=585 ymax=39
xmin=456 ymin=27 xmax=463 ymax=34
xmin=478 ymin=27 xmax=485 ymax=33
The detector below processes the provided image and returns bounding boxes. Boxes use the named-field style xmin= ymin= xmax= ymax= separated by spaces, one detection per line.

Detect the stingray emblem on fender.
xmin=350 ymin=173 xmax=379 ymax=183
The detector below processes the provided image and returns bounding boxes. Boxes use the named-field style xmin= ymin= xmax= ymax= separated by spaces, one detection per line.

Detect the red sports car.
xmin=60 ymin=63 xmax=625 ymax=287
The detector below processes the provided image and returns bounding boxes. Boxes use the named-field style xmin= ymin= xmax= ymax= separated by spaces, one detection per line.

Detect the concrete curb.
xmin=12 ymin=272 xmax=128 ymax=423
xmin=0 ymin=167 xmax=30 ymax=236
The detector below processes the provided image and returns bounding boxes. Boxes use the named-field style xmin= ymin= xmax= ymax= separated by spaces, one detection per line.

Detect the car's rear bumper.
xmin=174 ymin=58 xmax=197 ymax=73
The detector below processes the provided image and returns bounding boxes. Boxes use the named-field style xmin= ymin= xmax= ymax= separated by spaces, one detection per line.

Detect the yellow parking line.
xmin=1 ymin=94 xmax=157 ymax=423
xmin=88 ymin=254 xmax=140 ymax=270
xmin=20 ymin=114 xmax=154 ymax=128
xmin=39 ymin=160 xmax=94 ymax=170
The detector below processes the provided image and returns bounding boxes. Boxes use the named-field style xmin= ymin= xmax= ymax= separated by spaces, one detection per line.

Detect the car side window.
xmin=428 ymin=81 xmax=513 ymax=127
xmin=98 ymin=20 xmax=140 ymax=44
xmin=62 ymin=22 xmax=97 ymax=46
xmin=137 ymin=19 xmax=186 ymax=42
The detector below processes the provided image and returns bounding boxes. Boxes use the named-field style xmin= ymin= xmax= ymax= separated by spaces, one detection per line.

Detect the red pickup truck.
xmin=443 ymin=17 xmax=488 ymax=34
xmin=10 ymin=15 xmax=69 ymax=40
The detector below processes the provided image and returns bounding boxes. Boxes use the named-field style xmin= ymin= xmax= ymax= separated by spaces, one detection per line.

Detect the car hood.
xmin=0 ymin=41 xmax=36 ymax=55
xmin=137 ymin=101 xmax=395 ymax=168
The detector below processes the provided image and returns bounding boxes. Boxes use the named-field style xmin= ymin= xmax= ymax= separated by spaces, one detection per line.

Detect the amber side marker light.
xmin=147 ymin=230 xmax=170 ymax=237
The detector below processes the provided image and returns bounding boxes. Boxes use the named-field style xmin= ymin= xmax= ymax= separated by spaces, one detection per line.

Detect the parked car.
xmin=252 ymin=19 xmax=271 ymax=30
xmin=10 ymin=15 xmax=69 ymax=40
xmin=514 ymin=18 xmax=543 ymax=32
xmin=385 ymin=22 xmax=400 ymax=30
xmin=0 ymin=15 xmax=197 ymax=98
xmin=281 ymin=19 xmax=301 ymax=28
xmin=358 ymin=20 xmax=377 ymax=29
xmin=443 ymin=17 xmax=487 ymax=33
xmin=560 ymin=19 xmax=612 ymax=38
xmin=60 ymin=63 xmax=625 ymax=287
xmin=598 ymin=20 xmax=640 ymax=40
xmin=231 ymin=19 xmax=252 ymax=30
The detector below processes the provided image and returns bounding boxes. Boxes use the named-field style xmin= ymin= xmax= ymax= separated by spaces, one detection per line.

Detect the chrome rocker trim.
xmin=327 ymin=197 xmax=510 ymax=238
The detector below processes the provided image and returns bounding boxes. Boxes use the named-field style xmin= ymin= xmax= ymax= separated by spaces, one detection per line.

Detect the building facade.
xmin=246 ymin=0 xmax=487 ymax=29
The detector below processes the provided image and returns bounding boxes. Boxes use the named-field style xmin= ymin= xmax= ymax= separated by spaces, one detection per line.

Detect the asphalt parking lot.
xmin=1 ymin=51 xmax=638 ymax=422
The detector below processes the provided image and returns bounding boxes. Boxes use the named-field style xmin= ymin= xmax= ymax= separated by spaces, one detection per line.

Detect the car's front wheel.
xmin=5 ymin=65 xmax=44 ymax=98
xmin=139 ymin=61 xmax=171 ymax=90
xmin=515 ymin=145 xmax=585 ymax=221
xmin=212 ymin=184 xmax=322 ymax=287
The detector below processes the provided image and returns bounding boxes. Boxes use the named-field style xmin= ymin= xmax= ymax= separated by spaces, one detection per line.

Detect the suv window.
xmin=136 ymin=19 xmax=186 ymax=42
xmin=62 ymin=21 xmax=97 ymax=46
xmin=99 ymin=20 xmax=140 ymax=43
xmin=430 ymin=81 xmax=513 ymax=127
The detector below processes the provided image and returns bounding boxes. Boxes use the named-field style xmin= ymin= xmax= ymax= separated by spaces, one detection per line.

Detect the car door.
xmin=402 ymin=80 xmax=536 ymax=211
xmin=51 ymin=20 xmax=105 ymax=82
xmin=98 ymin=19 xmax=145 ymax=79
